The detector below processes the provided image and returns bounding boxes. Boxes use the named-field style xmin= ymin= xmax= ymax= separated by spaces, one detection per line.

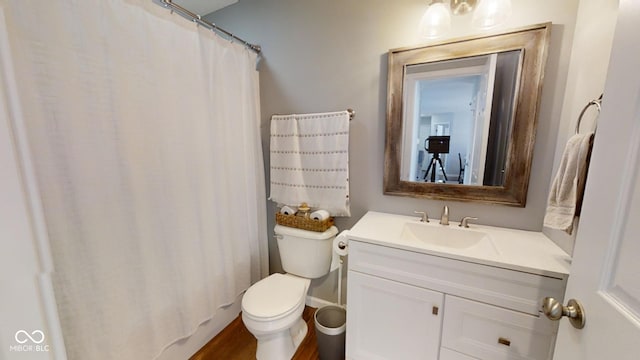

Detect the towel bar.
xmin=347 ymin=108 xmax=355 ymax=121
xmin=272 ymin=109 xmax=354 ymax=121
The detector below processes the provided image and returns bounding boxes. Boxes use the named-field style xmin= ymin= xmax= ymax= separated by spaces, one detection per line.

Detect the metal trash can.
xmin=314 ymin=305 xmax=346 ymax=360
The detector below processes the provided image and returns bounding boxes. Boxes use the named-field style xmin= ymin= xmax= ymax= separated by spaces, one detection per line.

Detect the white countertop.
xmin=347 ymin=211 xmax=571 ymax=279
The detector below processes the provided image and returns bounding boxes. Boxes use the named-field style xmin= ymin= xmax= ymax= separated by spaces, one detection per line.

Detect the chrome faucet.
xmin=440 ymin=205 xmax=449 ymax=225
xmin=414 ymin=211 xmax=429 ymax=223
xmin=459 ymin=216 xmax=478 ymax=228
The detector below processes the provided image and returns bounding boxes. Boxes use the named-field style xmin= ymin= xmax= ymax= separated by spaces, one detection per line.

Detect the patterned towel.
xmin=269 ymin=111 xmax=350 ymax=216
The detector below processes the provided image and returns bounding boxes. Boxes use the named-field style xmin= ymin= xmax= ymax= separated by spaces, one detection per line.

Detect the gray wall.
xmin=542 ymin=0 xmax=618 ymax=255
xmin=207 ymin=0 xmax=580 ymax=303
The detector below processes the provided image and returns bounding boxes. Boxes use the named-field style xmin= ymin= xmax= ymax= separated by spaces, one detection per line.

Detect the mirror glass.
xmin=384 ymin=23 xmax=551 ymax=206
xmin=401 ymin=50 xmax=522 ymax=186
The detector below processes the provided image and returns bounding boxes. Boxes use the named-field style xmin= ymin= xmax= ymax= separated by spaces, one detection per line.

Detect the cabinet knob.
xmin=498 ymin=337 xmax=511 ymax=346
xmin=432 ymin=306 xmax=439 ymax=315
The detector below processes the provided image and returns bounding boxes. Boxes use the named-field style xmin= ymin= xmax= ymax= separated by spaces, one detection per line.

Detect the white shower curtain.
xmin=1 ymin=0 xmax=267 ymax=358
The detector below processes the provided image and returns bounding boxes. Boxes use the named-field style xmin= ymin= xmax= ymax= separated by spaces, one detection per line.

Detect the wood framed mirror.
xmin=384 ymin=23 xmax=551 ymax=206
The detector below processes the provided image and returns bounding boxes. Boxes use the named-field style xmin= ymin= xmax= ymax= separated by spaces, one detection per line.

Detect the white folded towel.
xmin=543 ymin=132 xmax=594 ymax=234
xmin=269 ymin=111 xmax=350 ymax=216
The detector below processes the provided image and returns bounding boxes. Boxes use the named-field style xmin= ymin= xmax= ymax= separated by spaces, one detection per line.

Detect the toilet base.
xmin=255 ymin=318 xmax=308 ymax=360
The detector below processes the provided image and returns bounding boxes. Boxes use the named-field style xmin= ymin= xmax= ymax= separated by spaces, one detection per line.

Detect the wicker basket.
xmin=275 ymin=212 xmax=334 ymax=232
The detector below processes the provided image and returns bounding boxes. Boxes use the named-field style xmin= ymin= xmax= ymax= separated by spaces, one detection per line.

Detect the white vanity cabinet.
xmin=345 ymin=240 xmax=567 ymax=360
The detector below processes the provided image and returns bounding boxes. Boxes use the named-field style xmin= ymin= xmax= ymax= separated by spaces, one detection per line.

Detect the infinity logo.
xmin=15 ymin=330 xmax=45 ymax=344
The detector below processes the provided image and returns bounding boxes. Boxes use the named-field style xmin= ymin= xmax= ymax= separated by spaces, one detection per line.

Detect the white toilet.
xmin=241 ymin=224 xmax=338 ymax=360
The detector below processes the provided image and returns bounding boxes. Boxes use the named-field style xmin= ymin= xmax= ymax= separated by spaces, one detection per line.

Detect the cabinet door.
xmin=346 ymin=271 xmax=444 ymax=360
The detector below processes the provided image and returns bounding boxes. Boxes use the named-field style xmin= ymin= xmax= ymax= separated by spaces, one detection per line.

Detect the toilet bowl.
xmin=241 ymin=225 xmax=338 ymax=360
xmin=242 ymin=273 xmax=310 ymax=360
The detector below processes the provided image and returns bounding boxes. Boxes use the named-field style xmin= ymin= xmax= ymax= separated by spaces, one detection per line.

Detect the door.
xmin=467 ymin=53 xmax=497 ymax=185
xmin=552 ymin=2 xmax=640 ymax=359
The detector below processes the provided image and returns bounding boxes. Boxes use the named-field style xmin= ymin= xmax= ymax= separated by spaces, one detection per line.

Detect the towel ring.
xmin=575 ymin=94 xmax=603 ymax=134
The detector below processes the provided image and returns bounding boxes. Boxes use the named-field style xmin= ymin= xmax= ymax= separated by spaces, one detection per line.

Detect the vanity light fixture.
xmin=419 ymin=0 xmax=451 ymax=39
xmin=472 ymin=0 xmax=512 ymax=29
xmin=451 ymin=0 xmax=478 ymax=15
xmin=420 ymin=0 xmax=512 ymax=39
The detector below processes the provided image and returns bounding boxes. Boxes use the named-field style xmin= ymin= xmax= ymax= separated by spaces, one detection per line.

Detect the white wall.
xmin=208 ymin=0 xmax=582 ymax=302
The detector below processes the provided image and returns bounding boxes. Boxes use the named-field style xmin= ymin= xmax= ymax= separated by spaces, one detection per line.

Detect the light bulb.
xmin=419 ymin=3 xmax=452 ymax=39
xmin=472 ymin=0 xmax=512 ymax=29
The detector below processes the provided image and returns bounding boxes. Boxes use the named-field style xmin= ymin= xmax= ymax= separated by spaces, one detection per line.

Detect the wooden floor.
xmin=191 ymin=306 xmax=319 ymax=360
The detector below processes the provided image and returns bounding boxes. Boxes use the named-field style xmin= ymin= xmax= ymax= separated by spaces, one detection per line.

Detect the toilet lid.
xmin=242 ymin=274 xmax=307 ymax=319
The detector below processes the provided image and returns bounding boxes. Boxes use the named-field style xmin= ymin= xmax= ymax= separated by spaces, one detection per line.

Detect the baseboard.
xmin=306 ymin=295 xmax=346 ymax=310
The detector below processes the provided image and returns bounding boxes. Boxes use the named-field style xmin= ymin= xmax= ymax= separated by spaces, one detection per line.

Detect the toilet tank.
xmin=274 ymin=225 xmax=338 ymax=279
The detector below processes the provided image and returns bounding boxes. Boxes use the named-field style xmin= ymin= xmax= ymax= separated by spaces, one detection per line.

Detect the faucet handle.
xmin=414 ymin=211 xmax=429 ymax=223
xmin=459 ymin=216 xmax=479 ymax=228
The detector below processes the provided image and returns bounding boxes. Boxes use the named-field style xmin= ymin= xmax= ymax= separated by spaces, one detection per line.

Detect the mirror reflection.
xmin=401 ymin=50 xmax=522 ymax=186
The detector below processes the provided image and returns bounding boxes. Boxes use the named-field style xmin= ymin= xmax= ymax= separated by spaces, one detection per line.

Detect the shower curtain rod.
xmin=157 ymin=0 xmax=262 ymax=54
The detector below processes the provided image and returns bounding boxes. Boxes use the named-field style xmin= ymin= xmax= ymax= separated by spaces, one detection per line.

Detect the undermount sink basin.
xmin=400 ymin=222 xmax=496 ymax=252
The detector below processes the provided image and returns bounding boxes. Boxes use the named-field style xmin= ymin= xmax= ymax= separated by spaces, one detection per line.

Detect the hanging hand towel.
xmin=269 ymin=110 xmax=350 ymax=216
xmin=543 ymin=132 xmax=594 ymax=234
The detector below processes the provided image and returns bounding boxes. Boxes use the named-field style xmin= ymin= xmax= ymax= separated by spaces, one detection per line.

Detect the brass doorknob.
xmin=542 ymin=297 xmax=586 ymax=329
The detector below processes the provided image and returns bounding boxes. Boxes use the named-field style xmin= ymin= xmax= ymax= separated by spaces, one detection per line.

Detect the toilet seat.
xmin=242 ymin=273 xmax=309 ymax=321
